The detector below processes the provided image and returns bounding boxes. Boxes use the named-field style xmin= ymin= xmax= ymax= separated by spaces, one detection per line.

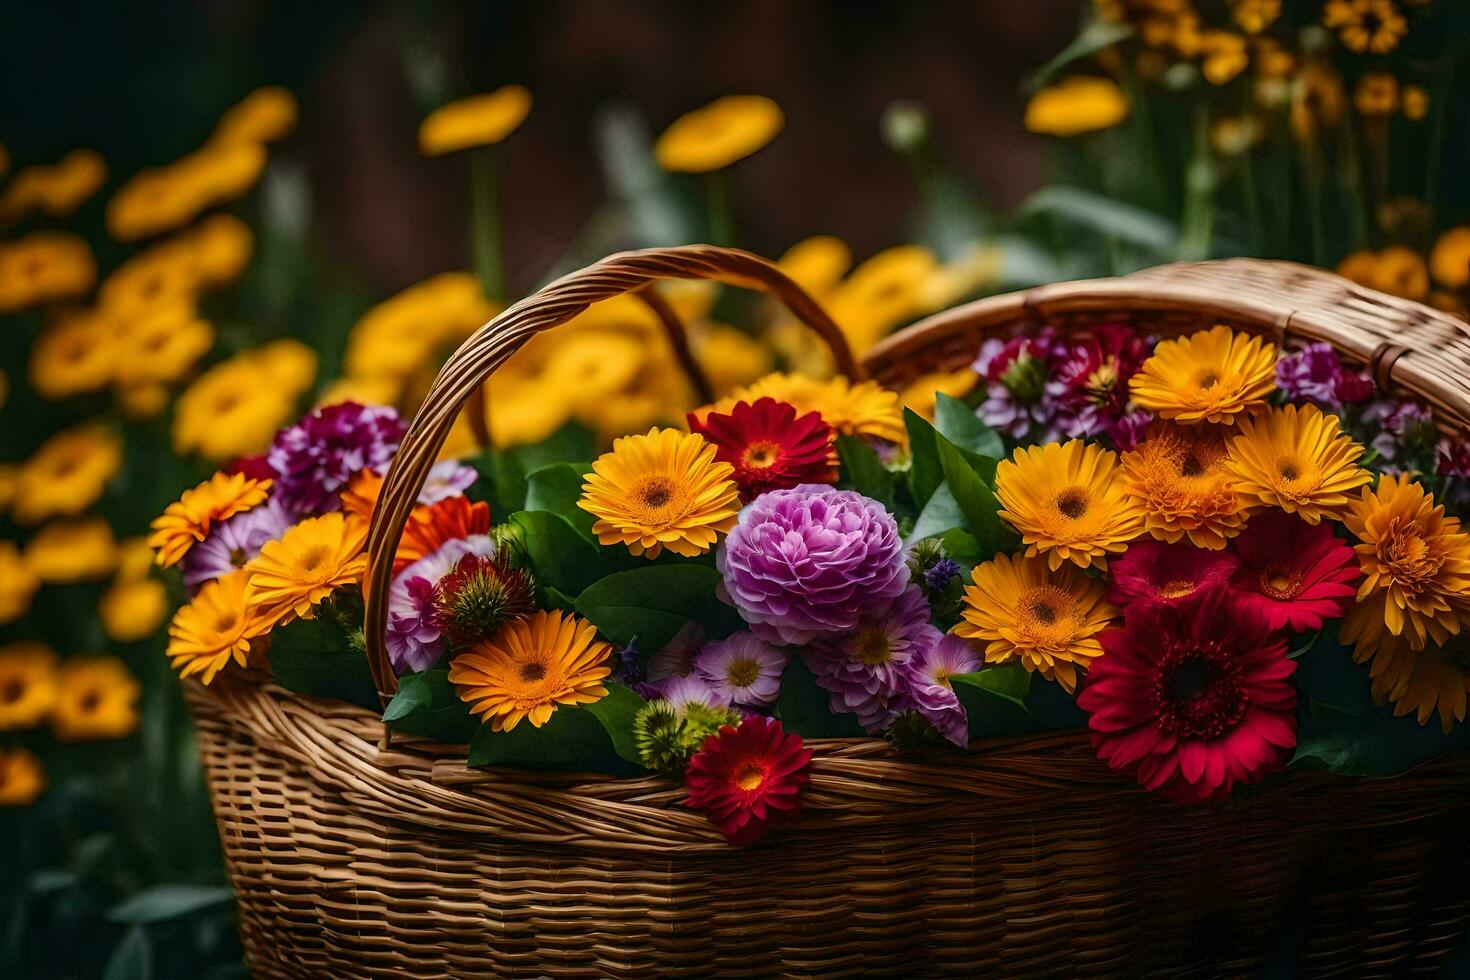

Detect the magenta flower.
xmin=385 ymin=534 xmax=496 ymax=673
xmin=716 ymin=485 xmax=909 ymax=645
xmin=972 ymin=331 xmax=1064 ymax=441
xmin=1050 ymin=323 xmax=1151 ymax=439
xmin=1276 ymin=342 xmax=1345 ymax=411
xmin=901 ymin=634 xmax=981 ymax=748
xmin=182 ymin=497 xmax=292 ymax=593
xmin=808 ymin=587 xmax=939 ymax=734
xmin=694 ymin=632 xmax=789 ymax=707
xmin=268 ymin=401 xmax=407 ymax=516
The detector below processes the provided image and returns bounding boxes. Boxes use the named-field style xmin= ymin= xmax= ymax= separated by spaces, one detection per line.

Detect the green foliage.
xmin=573 ymin=564 xmax=744 ymax=652
xmin=775 ymin=658 xmax=865 ymax=738
xmin=382 ymin=669 xmax=479 ymax=744
xmin=633 ymin=700 xmax=740 ymax=775
xmin=522 ymin=462 xmax=596 ymax=538
xmin=884 ymin=710 xmax=958 ymax=758
xmin=903 ymin=404 xmax=1010 ymax=560
xmin=466 ymin=682 xmax=646 ymax=775
xmin=266 ymin=612 xmax=379 ymax=711
xmin=835 ymin=434 xmax=896 ymax=510
xmin=952 ymin=664 xmax=1085 ymax=739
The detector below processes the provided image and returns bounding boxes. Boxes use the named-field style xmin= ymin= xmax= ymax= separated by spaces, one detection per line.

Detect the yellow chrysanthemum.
xmin=996 ymin=440 xmax=1143 ymax=571
xmin=1226 ymin=403 xmax=1371 ymax=523
xmin=28 ymin=308 xmax=118 ymax=399
xmin=50 ymin=656 xmax=140 ymax=742
xmin=1340 ymin=475 xmax=1470 ymax=651
xmin=11 ymin=423 xmax=122 ymax=526
xmin=99 ymin=578 xmax=169 ymax=644
xmin=213 ymin=86 xmax=299 ymax=146
xmin=654 ymin=95 xmax=784 ymax=173
xmin=111 ymin=302 xmax=215 ymax=388
xmin=25 ymin=518 xmax=118 ymax=584
xmin=0 ymin=231 xmax=96 ymax=314
xmin=448 ymin=609 xmax=612 ymax=732
xmin=0 ymin=643 xmax=59 ymax=730
xmin=579 ymin=428 xmax=741 ymax=559
xmin=0 ymin=749 xmax=46 ymax=807
xmin=172 ymin=348 xmax=310 ymax=461
xmin=167 ymin=570 xmax=270 ymax=684
xmin=1120 ymin=423 xmax=1248 ymax=549
xmin=953 ymin=552 xmax=1116 ymax=693
xmin=715 ymin=372 xmax=909 ymax=446
xmin=419 ymin=85 xmax=532 ymax=156
xmin=0 ymin=148 xmax=108 ymax=224
xmin=1430 ymin=226 xmax=1470 ymax=290
xmin=1351 ymin=631 xmax=1470 ymax=734
xmin=1024 ymin=76 xmax=1129 ymax=137
xmin=148 ymin=472 xmax=272 ymax=568
xmin=245 ymin=512 xmax=369 ymax=625
xmin=0 ymin=543 xmax=40 ymax=625
xmin=1130 ymin=325 xmax=1277 ymax=424
xmin=1324 ymin=0 xmax=1406 ymax=54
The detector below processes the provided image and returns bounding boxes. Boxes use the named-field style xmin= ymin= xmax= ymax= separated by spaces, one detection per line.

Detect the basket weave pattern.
xmin=187 ymin=251 xmax=1470 ymax=977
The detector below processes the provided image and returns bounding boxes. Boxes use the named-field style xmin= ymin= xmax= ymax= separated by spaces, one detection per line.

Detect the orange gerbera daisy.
xmin=149 ymin=472 xmax=272 ymax=567
xmin=395 ymin=495 xmax=492 ymax=575
xmin=448 ymin=609 xmax=612 ymax=731
xmin=166 ymin=570 xmax=271 ymax=683
xmin=995 ymin=439 xmax=1142 ymax=570
xmin=1226 ymin=403 xmax=1370 ymax=523
xmin=341 ymin=467 xmax=383 ymax=523
xmin=245 ymin=512 xmax=368 ymax=625
xmin=1353 ymin=630 xmax=1470 ymax=734
xmin=1120 ymin=422 xmax=1249 ymax=549
xmin=1130 ymin=325 xmax=1277 ymax=424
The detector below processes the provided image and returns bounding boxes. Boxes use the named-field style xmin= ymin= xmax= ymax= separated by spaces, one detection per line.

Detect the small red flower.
xmin=226 ymin=454 xmax=275 ymax=481
xmin=688 ymin=397 xmax=836 ymax=500
xmin=394 ymin=496 xmax=492 ymax=575
xmin=1230 ymin=510 xmax=1361 ymax=633
xmin=1109 ymin=539 xmax=1239 ymax=608
xmin=684 ymin=715 xmax=812 ymax=845
xmin=1079 ymin=589 xmax=1296 ymax=803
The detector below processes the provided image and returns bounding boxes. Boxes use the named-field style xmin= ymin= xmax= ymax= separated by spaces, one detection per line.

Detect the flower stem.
xmin=469 ymin=147 xmax=505 ymax=299
xmin=706 ymin=170 xmax=736 ymax=247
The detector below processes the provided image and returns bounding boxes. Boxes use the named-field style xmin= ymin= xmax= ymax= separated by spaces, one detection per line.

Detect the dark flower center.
xmin=78 ymin=689 xmax=102 ymax=714
xmin=726 ymin=658 xmax=761 ymax=687
xmin=1155 ymin=579 xmax=1197 ymax=600
xmin=1056 ymin=488 xmax=1089 ymax=520
xmin=519 ymin=662 xmax=547 ymax=682
xmin=1 ymin=679 xmax=25 ymax=704
xmin=1153 ymin=644 xmax=1246 ymax=739
xmin=1258 ymin=564 xmax=1303 ymax=600
xmin=853 ymin=626 xmax=893 ymax=666
xmin=1179 ymin=452 xmax=1206 ymax=478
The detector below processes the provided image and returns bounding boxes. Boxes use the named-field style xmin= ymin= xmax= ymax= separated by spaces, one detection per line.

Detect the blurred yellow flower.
xmin=0 ymin=643 xmax=58 ymax=730
xmin=919 ymin=243 xmax=1003 ymax=310
xmin=1199 ymin=31 xmax=1249 ymax=85
xmin=693 ymin=324 xmax=773 ymax=395
xmin=900 ymin=369 xmax=980 ymax=420
xmin=0 ymin=749 xmax=45 ymax=807
xmin=1430 ymin=227 xmax=1470 ymax=290
xmin=1231 ymin=0 xmax=1281 ymax=33
xmin=419 ymin=86 xmax=532 ymax=157
xmin=1324 ymin=0 xmax=1407 ymax=54
xmin=1209 ymin=115 xmax=1264 ymax=157
xmin=112 ymin=302 xmax=215 ymax=388
xmin=719 ymin=372 xmax=908 ymax=445
xmin=1401 ymin=84 xmax=1429 ymax=121
xmin=100 ymin=577 xmax=169 ymax=643
xmin=167 ymin=570 xmax=269 ymax=684
xmin=825 ymin=245 xmax=937 ymax=355
xmin=1338 ymin=246 xmax=1429 ymax=300
xmin=51 ymin=656 xmax=140 ymax=741
xmin=11 ymin=424 xmax=122 ymax=526
xmin=0 ymin=148 xmax=108 ymax=224
xmin=99 ymin=213 xmax=254 ymax=316
xmin=776 ymin=235 xmax=853 ymax=296
xmin=1290 ymin=63 xmax=1346 ymax=142
xmin=28 ymin=308 xmax=117 ymax=400
xmin=173 ymin=344 xmax=314 ymax=461
xmin=0 ymin=465 xmax=17 ymax=513
xmin=1354 ymin=73 xmax=1399 ymax=116
xmin=106 ymin=140 xmax=266 ymax=241
xmin=213 ymin=86 xmax=299 ymax=146
xmin=485 ymin=374 xmax=576 ymax=448
xmin=116 ymin=537 xmax=155 ymax=582
xmin=190 ymin=212 xmax=255 ymax=287
xmin=316 ymin=376 xmax=399 ymax=409
xmin=1024 ymin=76 xmax=1129 ymax=137
xmin=116 ymin=381 xmax=171 ymax=422
xmin=654 ymin=95 xmax=785 ymax=173
xmin=0 ymin=543 xmax=39 ymax=624
xmin=26 ymin=518 xmax=119 ymax=584
xmin=343 ymin=272 xmax=496 ymax=391
xmin=545 ymin=329 xmax=645 ymax=413
xmin=0 ymin=232 xmax=96 ymax=313
xmin=254 ymin=338 xmax=319 ymax=394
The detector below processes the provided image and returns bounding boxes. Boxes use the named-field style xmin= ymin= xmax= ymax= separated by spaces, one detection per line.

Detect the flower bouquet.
xmin=155 ymin=275 xmax=1470 ymax=846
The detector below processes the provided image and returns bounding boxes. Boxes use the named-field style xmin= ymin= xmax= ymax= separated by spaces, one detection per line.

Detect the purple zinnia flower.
xmin=1276 ymin=342 xmax=1345 ymax=411
xmin=182 ymin=497 xmax=292 ymax=593
xmin=716 ymin=485 xmax=909 ymax=645
xmin=807 ymin=587 xmax=939 ymax=734
xmin=693 ymin=632 xmax=789 ymax=708
xmin=900 ymin=634 xmax=981 ymax=748
xmin=972 ymin=330 xmax=1065 ymax=441
xmin=268 ymin=401 xmax=407 ymax=516
xmin=385 ymin=534 xmax=496 ymax=674
xmin=644 ymin=672 xmax=730 ymax=711
xmin=1107 ymin=409 xmax=1153 ymax=452
xmin=418 ymin=459 xmax=477 ymax=505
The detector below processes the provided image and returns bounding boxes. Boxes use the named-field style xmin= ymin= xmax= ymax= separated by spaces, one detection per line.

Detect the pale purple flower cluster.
xmin=1275 ymin=341 xmax=1374 ymax=413
xmin=418 ymin=460 xmax=478 ymax=505
xmin=182 ymin=497 xmax=293 ymax=593
xmin=268 ymin=401 xmax=407 ymax=515
xmin=385 ymin=534 xmax=496 ymax=674
xmin=1365 ymin=400 xmax=1436 ymax=472
xmin=716 ymin=486 xmax=908 ymax=645
xmin=899 ymin=635 xmax=981 ymax=748
xmin=807 ymin=587 xmax=938 ymax=733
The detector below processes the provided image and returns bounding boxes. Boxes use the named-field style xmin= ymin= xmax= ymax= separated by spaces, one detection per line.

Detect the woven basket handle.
xmin=363 ymin=244 xmax=859 ymax=697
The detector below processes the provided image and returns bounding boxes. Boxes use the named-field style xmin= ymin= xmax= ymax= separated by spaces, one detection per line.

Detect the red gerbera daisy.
xmin=1230 ymin=510 xmax=1361 ymax=633
xmin=684 ymin=715 xmax=812 ymax=845
xmin=688 ymin=397 xmax=836 ymax=500
xmin=1109 ymin=539 xmax=1240 ymax=608
xmin=1078 ymin=589 xmax=1297 ymax=803
xmin=394 ymin=496 xmax=492 ymax=575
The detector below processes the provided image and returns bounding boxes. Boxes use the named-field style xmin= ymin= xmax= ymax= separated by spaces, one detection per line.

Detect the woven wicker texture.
xmin=188 ymin=251 xmax=1470 ymax=977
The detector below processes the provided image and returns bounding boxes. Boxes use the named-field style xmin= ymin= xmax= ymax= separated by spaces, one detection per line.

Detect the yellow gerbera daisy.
xmin=0 ymin=642 xmax=59 ymax=729
xmin=0 ymin=749 xmax=46 ymax=807
xmin=419 ymin=85 xmax=533 ymax=157
xmin=50 ymin=656 xmax=140 ymax=741
xmin=1340 ymin=474 xmax=1470 ymax=651
xmin=1351 ymin=630 xmax=1470 ymax=734
xmin=448 ymin=609 xmax=612 ymax=732
xmin=0 ymin=543 xmax=40 ymax=624
xmin=149 ymin=471 xmax=273 ymax=568
xmin=1130 ymin=325 xmax=1277 ymax=424
xmin=953 ymin=552 xmax=1116 ymax=693
xmin=167 ymin=570 xmax=270 ymax=684
xmin=1226 ymin=403 xmax=1371 ymax=523
xmin=995 ymin=440 xmax=1142 ymax=571
xmin=654 ymin=95 xmax=784 ymax=173
xmin=245 ymin=511 xmax=369 ymax=625
xmin=713 ymin=372 xmax=908 ymax=446
xmin=11 ymin=423 xmax=122 ymax=525
xmin=171 ymin=349 xmax=307 ymax=461
xmin=1120 ymin=423 xmax=1247 ymax=549
xmin=99 ymin=577 xmax=169 ymax=643
xmin=25 ymin=518 xmax=118 ymax=584
xmin=579 ymin=428 xmax=741 ymax=559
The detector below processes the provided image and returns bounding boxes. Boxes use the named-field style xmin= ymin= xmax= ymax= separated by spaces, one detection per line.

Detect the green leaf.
xmin=102 ymin=926 xmax=152 ymax=980
xmin=904 ymin=408 xmax=943 ymax=509
xmin=776 ymin=658 xmax=865 ymax=737
xmin=467 ymin=704 xmax=641 ymax=775
xmin=106 ymin=885 xmax=233 ymax=925
xmin=580 ymin=682 xmax=648 ymax=765
xmin=953 ymin=666 xmax=1037 ymax=738
xmin=267 ymin=616 xmax=379 ymax=711
xmin=1023 ymin=20 xmax=1135 ymax=92
xmin=933 ymin=393 xmax=1003 ymax=464
xmin=938 ymin=528 xmax=982 ymax=567
xmin=523 ymin=463 xmax=595 ymax=538
xmin=1018 ymin=185 xmax=1178 ymax=255
xmin=908 ymin=481 xmax=967 ymax=545
xmin=836 ymin=434 xmax=895 ymax=510
xmin=937 ymin=439 xmax=1009 ymax=556
xmin=510 ymin=510 xmax=614 ymax=596
xmin=575 ymin=564 xmax=743 ymax=651
xmin=382 ymin=669 xmax=479 ymax=744
xmin=513 ymin=422 xmax=597 ymax=471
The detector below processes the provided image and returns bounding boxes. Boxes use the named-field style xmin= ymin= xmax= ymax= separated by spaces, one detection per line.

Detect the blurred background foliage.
xmin=2 ymin=0 xmax=1469 ymax=975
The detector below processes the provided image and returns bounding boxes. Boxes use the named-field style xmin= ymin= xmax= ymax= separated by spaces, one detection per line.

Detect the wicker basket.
xmin=185 ymin=247 xmax=1470 ymax=978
